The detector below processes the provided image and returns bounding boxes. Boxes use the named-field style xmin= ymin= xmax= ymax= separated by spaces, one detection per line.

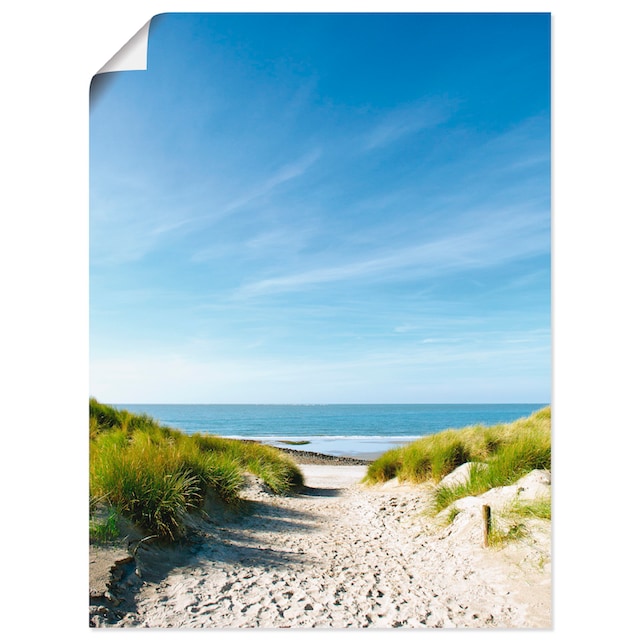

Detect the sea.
xmin=116 ymin=403 xmax=548 ymax=460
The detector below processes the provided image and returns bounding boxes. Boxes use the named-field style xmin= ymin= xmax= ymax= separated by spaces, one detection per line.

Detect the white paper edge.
xmin=97 ymin=20 xmax=151 ymax=74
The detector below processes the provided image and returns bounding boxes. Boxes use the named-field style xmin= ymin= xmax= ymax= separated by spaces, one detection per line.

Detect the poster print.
xmin=89 ymin=13 xmax=551 ymax=629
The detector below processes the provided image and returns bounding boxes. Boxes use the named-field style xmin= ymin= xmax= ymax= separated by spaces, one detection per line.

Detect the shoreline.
xmin=239 ymin=437 xmax=394 ymax=463
xmin=253 ymin=442 xmax=372 ymax=465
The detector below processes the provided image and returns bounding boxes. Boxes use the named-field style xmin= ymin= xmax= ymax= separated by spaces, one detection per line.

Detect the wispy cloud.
xmin=191 ymin=221 xmax=317 ymax=265
xmin=234 ymin=208 xmax=547 ymax=298
xmin=363 ymin=98 xmax=455 ymax=151
xmin=94 ymin=150 xmax=322 ymax=267
xmin=393 ymin=324 xmax=416 ymax=333
xmin=220 ymin=149 xmax=321 ymax=215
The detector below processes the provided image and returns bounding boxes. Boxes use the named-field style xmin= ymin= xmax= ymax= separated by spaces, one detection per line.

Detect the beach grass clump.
xmin=90 ymin=396 xmax=160 ymax=437
xmin=504 ymin=496 xmax=552 ymax=521
xmin=89 ymin=505 xmax=121 ymax=543
xmin=190 ymin=434 xmax=304 ymax=494
xmin=90 ymin=430 xmax=202 ymax=539
xmin=488 ymin=520 xmax=529 ymax=546
xmin=365 ymin=429 xmax=472 ymax=485
xmin=430 ymin=461 xmax=492 ymax=512
xmin=89 ymin=399 xmax=303 ymax=540
xmin=434 ymin=410 xmax=550 ymax=512
xmin=486 ymin=496 xmax=552 ymax=548
xmin=365 ymin=407 xmax=551 ymax=512
xmin=364 ymin=448 xmax=403 ymax=483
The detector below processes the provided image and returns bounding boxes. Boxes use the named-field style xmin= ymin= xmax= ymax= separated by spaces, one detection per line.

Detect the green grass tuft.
xmin=89 ymin=506 xmax=121 ymax=543
xmin=488 ymin=521 xmax=529 ymax=546
xmin=365 ymin=407 xmax=551 ymax=514
xmin=364 ymin=448 xmax=403 ymax=483
xmin=445 ymin=506 xmax=462 ymax=526
xmin=486 ymin=496 xmax=551 ymax=548
xmin=504 ymin=496 xmax=552 ymax=520
xmin=89 ymin=399 xmax=304 ymax=540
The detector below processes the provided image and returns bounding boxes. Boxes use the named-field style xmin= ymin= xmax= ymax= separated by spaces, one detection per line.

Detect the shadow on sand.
xmin=93 ymin=491 xmax=329 ymax=624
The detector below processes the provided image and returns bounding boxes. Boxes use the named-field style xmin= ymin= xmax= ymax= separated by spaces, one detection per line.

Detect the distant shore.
xmin=240 ymin=438 xmax=409 ymax=462
xmin=270 ymin=445 xmax=372 ymax=465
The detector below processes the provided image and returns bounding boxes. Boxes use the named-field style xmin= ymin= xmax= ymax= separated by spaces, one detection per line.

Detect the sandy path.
xmin=97 ymin=465 xmax=550 ymax=629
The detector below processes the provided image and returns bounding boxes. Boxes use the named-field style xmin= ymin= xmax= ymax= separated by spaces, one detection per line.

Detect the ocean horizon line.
xmin=116 ymin=402 xmax=550 ymax=407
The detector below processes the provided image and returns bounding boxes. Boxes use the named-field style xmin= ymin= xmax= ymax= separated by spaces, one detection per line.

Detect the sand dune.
xmin=89 ymin=463 xmax=551 ymax=628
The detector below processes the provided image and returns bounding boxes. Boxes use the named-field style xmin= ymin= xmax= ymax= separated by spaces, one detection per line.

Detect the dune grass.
xmin=485 ymin=495 xmax=552 ymax=548
xmin=504 ymin=495 xmax=552 ymax=521
xmin=89 ymin=398 xmax=303 ymax=540
xmin=89 ymin=504 xmax=121 ymax=543
xmin=365 ymin=407 xmax=551 ymax=514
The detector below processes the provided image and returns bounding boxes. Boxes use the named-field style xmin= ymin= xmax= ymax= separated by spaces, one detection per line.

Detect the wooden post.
xmin=482 ymin=504 xmax=491 ymax=547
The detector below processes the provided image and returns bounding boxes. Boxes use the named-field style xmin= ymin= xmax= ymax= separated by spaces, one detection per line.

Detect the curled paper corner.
xmin=97 ymin=20 xmax=151 ymax=75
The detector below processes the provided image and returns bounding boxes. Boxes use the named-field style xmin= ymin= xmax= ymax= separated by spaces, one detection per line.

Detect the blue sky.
xmin=90 ymin=12 xmax=550 ymax=404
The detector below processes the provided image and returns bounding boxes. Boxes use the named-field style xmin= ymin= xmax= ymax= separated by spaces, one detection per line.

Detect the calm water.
xmin=117 ymin=403 xmax=547 ymax=459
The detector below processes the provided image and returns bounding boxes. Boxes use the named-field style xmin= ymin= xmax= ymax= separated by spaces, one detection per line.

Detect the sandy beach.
xmin=90 ymin=460 xmax=551 ymax=629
